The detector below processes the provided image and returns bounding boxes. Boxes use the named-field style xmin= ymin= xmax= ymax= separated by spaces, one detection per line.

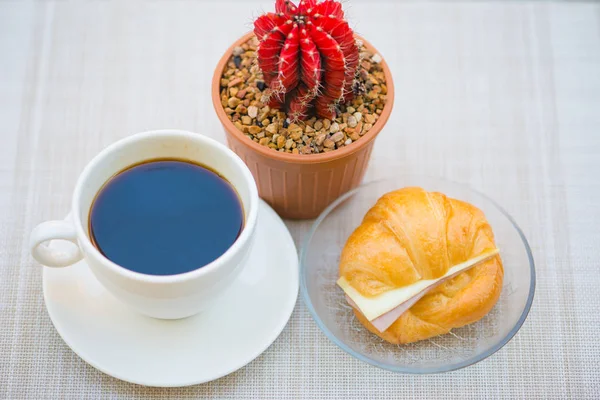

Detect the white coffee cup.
xmin=30 ymin=130 xmax=259 ymax=319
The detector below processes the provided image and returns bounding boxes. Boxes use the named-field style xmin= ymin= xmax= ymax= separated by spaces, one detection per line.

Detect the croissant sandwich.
xmin=337 ymin=187 xmax=503 ymax=344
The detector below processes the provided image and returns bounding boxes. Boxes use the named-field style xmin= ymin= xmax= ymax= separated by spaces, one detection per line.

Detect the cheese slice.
xmin=337 ymin=249 xmax=499 ymax=322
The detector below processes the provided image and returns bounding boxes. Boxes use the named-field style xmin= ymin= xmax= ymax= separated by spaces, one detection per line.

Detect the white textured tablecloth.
xmin=1 ymin=1 xmax=599 ymax=398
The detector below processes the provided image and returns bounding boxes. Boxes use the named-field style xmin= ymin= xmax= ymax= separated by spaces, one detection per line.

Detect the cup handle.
xmin=30 ymin=220 xmax=83 ymax=267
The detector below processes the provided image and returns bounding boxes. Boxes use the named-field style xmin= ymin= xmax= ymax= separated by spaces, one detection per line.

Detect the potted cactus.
xmin=212 ymin=0 xmax=394 ymax=219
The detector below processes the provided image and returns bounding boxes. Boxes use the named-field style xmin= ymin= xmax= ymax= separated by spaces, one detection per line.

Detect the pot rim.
xmin=212 ymin=32 xmax=395 ymax=165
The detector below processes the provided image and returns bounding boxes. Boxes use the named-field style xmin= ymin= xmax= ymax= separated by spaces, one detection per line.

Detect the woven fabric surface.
xmin=0 ymin=1 xmax=599 ymax=398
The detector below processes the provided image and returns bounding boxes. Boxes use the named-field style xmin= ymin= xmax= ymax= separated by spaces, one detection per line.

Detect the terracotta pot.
xmin=212 ymin=32 xmax=394 ymax=219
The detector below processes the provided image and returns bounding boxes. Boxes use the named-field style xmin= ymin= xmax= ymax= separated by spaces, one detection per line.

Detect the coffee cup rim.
xmin=71 ymin=129 xmax=260 ymax=284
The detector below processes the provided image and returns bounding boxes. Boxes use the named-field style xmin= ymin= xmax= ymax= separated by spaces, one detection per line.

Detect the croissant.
xmin=338 ymin=187 xmax=503 ymax=344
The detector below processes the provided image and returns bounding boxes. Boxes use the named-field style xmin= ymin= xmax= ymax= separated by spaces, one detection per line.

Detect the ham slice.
xmin=346 ymin=293 xmax=425 ymax=332
xmin=345 ymin=252 xmax=498 ymax=332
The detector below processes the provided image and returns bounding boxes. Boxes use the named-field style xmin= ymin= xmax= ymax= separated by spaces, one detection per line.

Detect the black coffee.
xmin=89 ymin=159 xmax=244 ymax=275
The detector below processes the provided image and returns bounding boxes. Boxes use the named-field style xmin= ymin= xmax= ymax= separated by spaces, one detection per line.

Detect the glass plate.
xmin=300 ymin=176 xmax=535 ymax=373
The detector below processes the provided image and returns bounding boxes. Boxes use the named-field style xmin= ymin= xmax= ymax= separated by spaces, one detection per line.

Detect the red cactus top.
xmin=254 ymin=0 xmax=359 ymax=121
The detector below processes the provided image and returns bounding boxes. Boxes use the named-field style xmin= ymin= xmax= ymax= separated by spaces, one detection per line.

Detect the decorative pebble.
xmin=353 ymin=112 xmax=363 ymax=122
xmin=330 ymin=132 xmax=344 ymax=142
xmin=356 ymin=121 xmax=364 ymax=136
xmin=233 ymin=56 xmax=242 ymax=68
xmin=248 ymin=126 xmax=262 ymax=134
xmin=277 ymin=135 xmax=285 ymax=148
xmin=300 ymin=146 xmax=312 ymax=154
xmin=371 ymin=53 xmax=383 ymax=63
xmin=347 ymin=115 xmax=358 ymax=128
xmin=315 ymin=133 xmax=326 ymax=146
xmin=232 ymin=46 xmax=244 ymax=56
xmin=266 ymin=123 xmax=278 ymax=135
xmin=227 ymin=78 xmax=242 ymax=88
xmin=241 ymin=116 xmax=252 ymax=125
xmin=288 ymin=123 xmax=302 ymax=134
xmin=359 ymin=69 xmax=369 ymax=81
xmin=247 ymin=106 xmax=258 ymax=119
xmin=290 ymin=130 xmax=302 ymax=141
xmin=330 ymin=122 xmax=340 ymax=133
xmin=228 ymin=97 xmax=241 ymax=108
xmin=236 ymin=89 xmax=247 ymax=99
xmin=344 ymin=138 xmax=352 ymax=146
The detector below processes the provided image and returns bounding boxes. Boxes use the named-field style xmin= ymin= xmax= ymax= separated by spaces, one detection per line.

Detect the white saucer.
xmin=43 ymin=200 xmax=298 ymax=387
